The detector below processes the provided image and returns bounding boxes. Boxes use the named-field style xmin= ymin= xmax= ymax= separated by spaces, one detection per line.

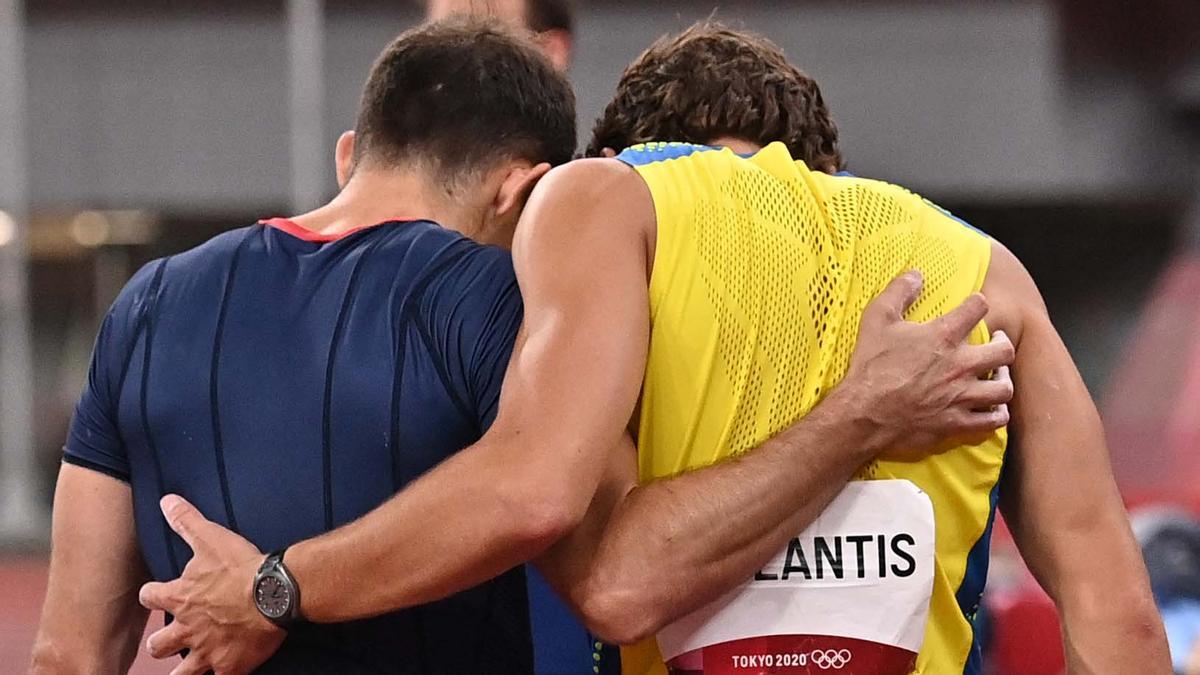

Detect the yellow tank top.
xmin=614 ymin=142 xmax=1007 ymax=675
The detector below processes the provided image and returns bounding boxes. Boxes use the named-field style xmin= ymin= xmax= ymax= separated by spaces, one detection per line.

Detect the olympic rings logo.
xmin=809 ymin=649 xmax=853 ymax=669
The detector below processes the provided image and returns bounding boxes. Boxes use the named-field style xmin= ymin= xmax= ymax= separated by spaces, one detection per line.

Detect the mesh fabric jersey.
xmin=615 ymin=142 xmax=1007 ymax=675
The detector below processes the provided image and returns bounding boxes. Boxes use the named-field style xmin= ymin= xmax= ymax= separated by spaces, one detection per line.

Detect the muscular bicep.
xmin=985 ymin=244 xmax=1147 ymax=604
xmin=32 ymin=464 xmax=149 ymax=672
xmin=488 ymin=159 xmax=653 ymax=517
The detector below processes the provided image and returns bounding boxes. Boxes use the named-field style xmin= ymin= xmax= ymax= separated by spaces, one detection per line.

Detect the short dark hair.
xmin=586 ymin=22 xmax=843 ymax=171
xmin=354 ymin=17 xmax=576 ymax=183
xmin=526 ymin=0 xmax=573 ymax=34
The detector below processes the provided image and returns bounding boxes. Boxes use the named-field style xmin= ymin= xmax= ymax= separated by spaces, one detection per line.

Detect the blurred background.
xmin=1 ymin=0 xmax=1198 ymax=673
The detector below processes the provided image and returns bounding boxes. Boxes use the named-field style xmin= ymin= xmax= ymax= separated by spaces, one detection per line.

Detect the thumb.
xmin=868 ymin=270 xmax=924 ymax=322
xmin=160 ymin=494 xmax=215 ymax=552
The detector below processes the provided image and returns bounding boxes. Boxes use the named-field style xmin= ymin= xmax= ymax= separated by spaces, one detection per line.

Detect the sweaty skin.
xmin=128 ymin=157 xmax=1016 ymax=675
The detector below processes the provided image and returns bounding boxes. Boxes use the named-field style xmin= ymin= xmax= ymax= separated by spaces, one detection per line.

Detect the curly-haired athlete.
xmin=86 ymin=20 xmax=1164 ymax=675
xmin=582 ymin=24 xmax=1171 ymax=675
xmin=587 ymin=24 xmax=842 ymax=173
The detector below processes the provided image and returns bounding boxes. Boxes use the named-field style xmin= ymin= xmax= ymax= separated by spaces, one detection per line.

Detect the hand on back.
xmin=843 ymin=271 xmax=1014 ymax=460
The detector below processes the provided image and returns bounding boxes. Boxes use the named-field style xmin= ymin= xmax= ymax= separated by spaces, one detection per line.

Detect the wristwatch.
xmin=253 ymin=548 xmax=303 ymax=628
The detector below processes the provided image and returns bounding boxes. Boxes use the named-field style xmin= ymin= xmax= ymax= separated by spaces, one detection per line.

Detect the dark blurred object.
xmin=1136 ymin=510 xmax=1200 ymax=603
xmin=1060 ymin=0 xmax=1200 ymax=74
xmin=1132 ymin=509 xmax=1200 ymax=674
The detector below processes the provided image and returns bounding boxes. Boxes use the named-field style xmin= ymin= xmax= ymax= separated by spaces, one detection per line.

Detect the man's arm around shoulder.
xmin=537 ymin=272 xmax=1016 ymax=643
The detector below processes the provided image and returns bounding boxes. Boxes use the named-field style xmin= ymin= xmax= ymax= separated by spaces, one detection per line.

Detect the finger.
xmin=952 ymin=404 xmax=1011 ymax=435
xmin=139 ymin=581 xmax=178 ymax=612
xmin=960 ymin=332 xmax=1016 ymax=375
xmin=160 ymin=494 xmax=217 ymax=552
xmin=993 ymin=363 xmax=1012 ymax=387
xmin=169 ymin=653 xmax=209 ymax=675
xmin=146 ymin=621 xmax=189 ymax=659
xmin=930 ymin=293 xmax=989 ymax=343
xmin=865 ymin=270 xmax=924 ymax=322
xmin=957 ymin=372 xmax=1015 ymax=409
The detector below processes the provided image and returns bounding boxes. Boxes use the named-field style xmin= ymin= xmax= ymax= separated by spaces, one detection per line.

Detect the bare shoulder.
xmin=981 ymin=239 xmax=1049 ymax=348
xmin=520 ymin=159 xmax=654 ymax=236
xmin=540 ymin=157 xmax=647 ymax=196
xmin=513 ymin=158 xmax=656 ymax=276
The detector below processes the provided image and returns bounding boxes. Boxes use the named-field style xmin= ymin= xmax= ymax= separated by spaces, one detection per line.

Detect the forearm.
xmin=570 ymin=384 xmax=881 ymax=642
xmin=30 ymin=601 xmax=146 ymax=675
xmin=290 ymin=431 xmax=581 ymax=623
xmin=1028 ymin=510 xmax=1169 ymax=674
xmin=32 ymin=465 xmax=149 ymax=674
xmin=1022 ymin=493 xmax=1168 ymax=674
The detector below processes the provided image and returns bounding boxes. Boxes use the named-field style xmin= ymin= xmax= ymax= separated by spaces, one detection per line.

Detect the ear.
xmin=537 ymin=30 xmax=573 ymax=72
xmin=601 ymin=147 xmax=618 ymax=159
xmin=493 ymin=162 xmax=553 ymax=221
xmin=335 ymin=130 xmax=357 ymax=188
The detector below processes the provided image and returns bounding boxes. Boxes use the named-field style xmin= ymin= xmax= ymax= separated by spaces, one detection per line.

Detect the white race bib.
xmin=657 ymin=480 xmax=935 ymax=674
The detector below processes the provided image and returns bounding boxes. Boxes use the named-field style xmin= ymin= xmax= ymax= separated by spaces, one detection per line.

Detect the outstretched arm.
xmin=985 ymin=242 xmax=1169 ymax=674
xmin=30 ymin=464 xmax=150 ymax=674
xmin=536 ymin=273 xmax=1014 ymax=644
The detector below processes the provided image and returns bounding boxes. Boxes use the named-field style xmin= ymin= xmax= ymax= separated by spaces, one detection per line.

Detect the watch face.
xmin=256 ymin=574 xmax=291 ymax=619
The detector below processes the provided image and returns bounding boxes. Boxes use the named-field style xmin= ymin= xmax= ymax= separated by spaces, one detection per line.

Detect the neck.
xmin=708 ymin=136 xmax=764 ymax=155
xmin=287 ymin=167 xmax=489 ymax=242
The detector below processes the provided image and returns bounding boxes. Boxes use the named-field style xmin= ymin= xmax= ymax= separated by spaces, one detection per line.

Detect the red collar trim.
xmin=259 ymin=217 xmax=415 ymax=243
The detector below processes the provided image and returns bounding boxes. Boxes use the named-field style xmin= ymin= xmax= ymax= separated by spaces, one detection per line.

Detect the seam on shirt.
xmin=62 ymin=453 xmax=131 ymax=482
xmin=107 ymin=268 xmax=159 ymax=456
xmin=138 ymin=258 xmax=182 ymax=577
xmin=469 ymin=276 xmax=521 ymax=427
xmin=388 ymin=243 xmax=471 ymax=487
xmin=412 ymin=316 xmax=477 ymax=433
xmin=322 ymin=235 xmax=388 ymax=530
xmin=208 ymin=228 xmax=257 ymax=535
xmin=388 ymin=244 xmax=473 ymax=673
xmin=389 ymin=246 xmax=476 ymax=475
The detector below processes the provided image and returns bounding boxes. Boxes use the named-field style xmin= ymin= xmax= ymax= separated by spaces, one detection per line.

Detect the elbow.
xmin=508 ymin=486 xmax=588 ymax=555
xmin=29 ymin=639 xmax=77 ymax=675
xmin=575 ymin=584 xmax=667 ymax=645
xmin=1120 ymin=597 xmax=1169 ymax=648
xmin=1061 ymin=584 xmax=1168 ymax=655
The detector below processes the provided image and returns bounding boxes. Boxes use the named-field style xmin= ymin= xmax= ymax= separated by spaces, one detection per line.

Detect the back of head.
xmin=422 ymin=0 xmax=575 ymax=71
xmin=424 ymin=0 xmax=573 ymax=34
xmin=525 ymin=0 xmax=573 ymax=34
xmin=586 ymin=21 xmax=842 ymax=172
xmin=354 ymin=17 xmax=576 ymax=188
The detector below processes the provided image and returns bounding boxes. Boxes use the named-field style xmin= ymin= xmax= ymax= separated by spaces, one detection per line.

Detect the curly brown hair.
xmin=586 ymin=22 xmax=843 ymax=172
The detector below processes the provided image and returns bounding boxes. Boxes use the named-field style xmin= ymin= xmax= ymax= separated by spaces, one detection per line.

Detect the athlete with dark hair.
xmin=32 ymin=18 xmax=574 ymax=674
